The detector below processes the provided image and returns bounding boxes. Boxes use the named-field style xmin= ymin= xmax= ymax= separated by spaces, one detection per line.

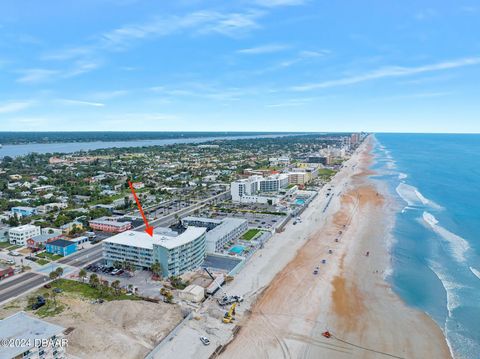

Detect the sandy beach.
xmin=218 ymin=136 xmax=451 ymax=359
xmin=153 ymin=136 xmax=451 ymax=359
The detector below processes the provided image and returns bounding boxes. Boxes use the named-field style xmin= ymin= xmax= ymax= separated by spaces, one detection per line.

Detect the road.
xmin=0 ymin=272 xmax=47 ymax=304
xmin=58 ymin=245 xmax=103 ymax=267
xmin=0 ymin=191 xmax=230 ymax=305
xmin=136 ymin=190 xmax=230 ymax=230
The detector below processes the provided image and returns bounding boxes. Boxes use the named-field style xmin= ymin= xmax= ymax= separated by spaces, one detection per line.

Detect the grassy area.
xmin=51 ymin=279 xmax=140 ymax=301
xmin=317 ymin=168 xmax=336 ymax=176
xmin=0 ymin=242 xmax=11 ymax=249
xmin=36 ymin=252 xmax=63 ymax=261
xmin=241 ymin=228 xmax=262 ymax=241
xmin=34 ymin=300 xmax=66 ymax=318
xmin=36 ymin=258 xmax=50 ymax=266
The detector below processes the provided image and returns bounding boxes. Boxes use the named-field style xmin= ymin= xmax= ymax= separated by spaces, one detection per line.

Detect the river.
xmin=0 ymin=134 xmax=294 ymax=158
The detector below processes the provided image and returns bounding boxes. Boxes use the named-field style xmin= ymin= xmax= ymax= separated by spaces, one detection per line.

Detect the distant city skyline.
xmin=1 ymin=1 xmax=479 ymax=133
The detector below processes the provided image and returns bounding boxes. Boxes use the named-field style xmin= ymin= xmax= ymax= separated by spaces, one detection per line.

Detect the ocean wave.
xmin=395 ymin=182 xmax=441 ymax=208
xmin=470 ymin=267 xmax=480 ymax=280
xmin=423 ymin=212 xmax=470 ymax=263
xmin=429 ymin=262 xmax=463 ymax=318
xmin=398 ymin=172 xmax=407 ymax=180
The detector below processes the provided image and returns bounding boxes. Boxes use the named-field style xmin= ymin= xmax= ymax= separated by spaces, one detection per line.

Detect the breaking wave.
xmin=423 ymin=212 xmax=470 ymax=263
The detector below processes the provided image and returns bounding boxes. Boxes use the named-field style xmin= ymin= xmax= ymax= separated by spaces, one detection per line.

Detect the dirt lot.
xmin=0 ymin=289 xmax=184 ymax=359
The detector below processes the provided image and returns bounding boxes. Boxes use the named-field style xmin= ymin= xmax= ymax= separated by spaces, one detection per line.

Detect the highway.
xmin=0 ymin=272 xmax=47 ymax=304
xmin=58 ymin=244 xmax=103 ymax=267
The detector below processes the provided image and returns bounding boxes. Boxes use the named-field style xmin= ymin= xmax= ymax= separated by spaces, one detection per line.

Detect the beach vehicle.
xmin=313 ymin=270 xmax=319 ymax=275
xmin=322 ymin=331 xmax=331 ymax=338
xmin=200 ymin=336 xmax=211 ymax=346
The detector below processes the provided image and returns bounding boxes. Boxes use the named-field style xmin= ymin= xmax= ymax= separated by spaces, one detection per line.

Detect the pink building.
xmin=89 ymin=217 xmax=132 ymax=233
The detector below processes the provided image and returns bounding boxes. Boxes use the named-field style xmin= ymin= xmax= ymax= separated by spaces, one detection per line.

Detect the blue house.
xmin=45 ymin=239 xmax=77 ymax=257
xmin=11 ymin=206 xmax=37 ymax=217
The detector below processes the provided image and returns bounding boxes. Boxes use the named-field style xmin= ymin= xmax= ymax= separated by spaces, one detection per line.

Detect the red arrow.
xmin=128 ymin=181 xmax=153 ymax=237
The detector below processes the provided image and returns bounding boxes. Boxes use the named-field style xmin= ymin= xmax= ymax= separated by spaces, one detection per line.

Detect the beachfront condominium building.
xmin=89 ymin=217 xmax=132 ymax=233
xmin=8 ymin=224 xmax=41 ymax=245
xmin=182 ymin=216 xmax=248 ymax=253
xmin=0 ymin=311 xmax=66 ymax=359
xmin=231 ymin=174 xmax=289 ymax=203
xmin=102 ymin=227 xmax=207 ymax=277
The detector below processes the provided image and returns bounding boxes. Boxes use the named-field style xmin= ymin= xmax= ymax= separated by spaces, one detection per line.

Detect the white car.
xmin=200 ymin=336 xmax=210 ymax=346
xmin=7 ymin=259 xmax=15 ymax=265
xmin=8 ymin=251 xmax=21 ymax=256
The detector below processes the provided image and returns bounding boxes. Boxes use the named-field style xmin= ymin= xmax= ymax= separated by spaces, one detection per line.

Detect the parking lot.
xmin=84 ymin=262 xmax=164 ymax=298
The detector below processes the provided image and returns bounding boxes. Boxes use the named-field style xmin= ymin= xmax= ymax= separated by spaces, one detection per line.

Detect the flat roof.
xmin=31 ymin=233 xmax=60 ymax=242
xmin=103 ymin=226 xmax=206 ymax=250
xmin=47 ymin=239 xmax=76 ymax=248
xmin=9 ymin=224 xmax=38 ymax=231
xmin=0 ymin=311 xmax=64 ymax=358
xmin=182 ymin=216 xmax=223 ymax=225
xmin=207 ymin=217 xmax=247 ymax=242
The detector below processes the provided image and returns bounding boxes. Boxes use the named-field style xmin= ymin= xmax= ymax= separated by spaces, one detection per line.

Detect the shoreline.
xmin=152 ymin=136 xmax=451 ymax=359
xmin=219 ymin=136 xmax=451 ymax=358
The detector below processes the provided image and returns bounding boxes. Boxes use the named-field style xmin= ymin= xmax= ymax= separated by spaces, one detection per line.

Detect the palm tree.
xmin=79 ymin=269 xmax=87 ymax=282
xmin=89 ymin=273 xmax=99 ymax=288
xmin=151 ymin=261 xmax=161 ymax=278
xmin=111 ymin=280 xmax=121 ymax=296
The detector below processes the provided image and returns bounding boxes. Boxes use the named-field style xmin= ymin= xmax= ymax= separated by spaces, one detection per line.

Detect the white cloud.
xmin=254 ymin=0 xmax=306 ymax=7
xmin=293 ymin=56 xmax=480 ymax=91
xmin=237 ymin=44 xmax=289 ymax=54
xmin=57 ymin=99 xmax=105 ymax=107
xmin=100 ymin=10 xmax=263 ymax=49
xmin=90 ymin=90 xmax=129 ymax=100
xmin=0 ymin=101 xmax=33 ymax=114
xmin=16 ymin=69 xmax=59 ymax=84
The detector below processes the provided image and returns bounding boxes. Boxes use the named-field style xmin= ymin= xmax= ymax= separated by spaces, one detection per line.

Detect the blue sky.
xmin=1 ymin=0 xmax=479 ymax=133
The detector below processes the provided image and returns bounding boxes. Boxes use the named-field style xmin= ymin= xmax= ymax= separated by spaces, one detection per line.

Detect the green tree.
xmin=89 ymin=273 xmax=99 ymax=288
xmin=49 ymin=270 xmax=58 ymax=281
xmin=79 ymin=269 xmax=87 ymax=282
xmin=151 ymin=261 xmax=162 ymax=277
xmin=55 ymin=267 xmax=64 ymax=277
xmin=111 ymin=280 xmax=121 ymax=296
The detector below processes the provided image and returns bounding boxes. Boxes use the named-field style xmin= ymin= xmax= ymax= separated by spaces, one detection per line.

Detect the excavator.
xmin=222 ymin=302 xmax=237 ymax=324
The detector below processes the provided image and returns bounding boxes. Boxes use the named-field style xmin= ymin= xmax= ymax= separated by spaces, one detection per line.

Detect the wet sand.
xmin=220 ymin=136 xmax=451 ymax=359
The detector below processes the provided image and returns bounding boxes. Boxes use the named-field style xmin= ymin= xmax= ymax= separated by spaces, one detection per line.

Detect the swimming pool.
xmin=229 ymin=245 xmax=245 ymax=255
xmin=295 ymin=198 xmax=305 ymax=205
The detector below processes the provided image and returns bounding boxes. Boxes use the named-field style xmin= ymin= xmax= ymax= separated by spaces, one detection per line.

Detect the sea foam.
xmin=423 ymin=212 xmax=470 ymax=263
xmin=470 ymin=267 xmax=480 ymax=281
xmin=396 ymin=183 xmax=441 ymax=208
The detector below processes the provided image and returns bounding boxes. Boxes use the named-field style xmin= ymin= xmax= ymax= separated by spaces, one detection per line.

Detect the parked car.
xmin=200 ymin=336 xmax=210 ymax=346
xmin=6 ymin=259 xmax=15 ymax=265
xmin=43 ymin=284 xmax=52 ymax=289
xmin=31 ymin=296 xmax=46 ymax=310
xmin=53 ymin=288 xmax=62 ymax=293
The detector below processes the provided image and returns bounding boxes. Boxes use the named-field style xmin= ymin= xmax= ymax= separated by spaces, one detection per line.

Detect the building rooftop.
xmin=182 ymin=216 xmax=223 ymax=225
xmin=206 ymin=217 xmax=247 ymax=241
xmin=89 ymin=217 xmax=130 ymax=227
xmin=0 ymin=311 xmax=65 ymax=358
xmin=9 ymin=224 xmax=38 ymax=232
xmin=31 ymin=233 xmax=60 ymax=243
xmin=104 ymin=226 xmax=206 ymax=250
xmin=48 ymin=239 xmax=76 ymax=248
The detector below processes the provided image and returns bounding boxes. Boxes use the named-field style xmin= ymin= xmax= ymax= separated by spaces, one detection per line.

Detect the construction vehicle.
xmin=204 ymin=267 xmax=243 ymax=306
xmin=222 ymin=302 xmax=237 ymax=323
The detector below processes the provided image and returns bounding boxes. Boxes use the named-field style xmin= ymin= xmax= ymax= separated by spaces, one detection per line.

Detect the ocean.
xmin=373 ymin=134 xmax=480 ymax=359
